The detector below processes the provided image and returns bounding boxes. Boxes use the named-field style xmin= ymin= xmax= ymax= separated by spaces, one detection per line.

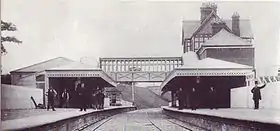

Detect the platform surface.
xmin=162 ymin=106 xmax=280 ymax=125
xmin=1 ymin=106 xmax=133 ymax=131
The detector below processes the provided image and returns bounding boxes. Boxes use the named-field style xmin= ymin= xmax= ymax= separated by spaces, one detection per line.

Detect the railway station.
xmin=2 ymin=1 xmax=280 ymax=131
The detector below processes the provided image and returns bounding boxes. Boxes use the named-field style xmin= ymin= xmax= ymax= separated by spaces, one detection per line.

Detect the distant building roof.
xmin=46 ymin=62 xmax=101 ymax=71
xmin=10 ymin=57 xmax=74 ymax=73
xmin=182 ymin=19 xmax=253 ymax=39
xmin=203 ymin=29 xmax=252 ymax=46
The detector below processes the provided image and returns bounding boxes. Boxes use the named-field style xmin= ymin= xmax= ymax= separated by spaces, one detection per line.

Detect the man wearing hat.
xmin=251 ymin=80 xmax=266 ymax=109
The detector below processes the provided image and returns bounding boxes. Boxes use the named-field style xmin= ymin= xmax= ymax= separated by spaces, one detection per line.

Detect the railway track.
xmin=80 ymin=108 xmax=195 ymax=131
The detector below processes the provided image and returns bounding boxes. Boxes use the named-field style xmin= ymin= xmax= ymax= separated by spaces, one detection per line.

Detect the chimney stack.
xmin=200 ymin=2 xmax=217 ymax=23
xmin=232 ymin=12 xmax=240 ymax=36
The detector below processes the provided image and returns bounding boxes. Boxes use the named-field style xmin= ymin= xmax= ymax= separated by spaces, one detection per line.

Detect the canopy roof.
xmin=45 ymin=62 xmax=116 ymax=87
xmin=161 ymin=52 xmax=254 ymax=91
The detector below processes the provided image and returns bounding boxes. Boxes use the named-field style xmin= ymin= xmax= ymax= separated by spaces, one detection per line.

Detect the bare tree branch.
xmin=1 ymin=36 xmax=22 ymax=44
xmin=1 ymin=20 xmax=17 ymax=31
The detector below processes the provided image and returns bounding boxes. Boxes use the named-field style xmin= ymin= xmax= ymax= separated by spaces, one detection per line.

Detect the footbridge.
xmin=99 ymin=57 xmax=183 ymax=82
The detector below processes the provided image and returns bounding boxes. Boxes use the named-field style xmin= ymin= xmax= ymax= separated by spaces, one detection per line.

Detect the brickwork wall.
xmin=11 ymin=73 xmax=36 ymax=87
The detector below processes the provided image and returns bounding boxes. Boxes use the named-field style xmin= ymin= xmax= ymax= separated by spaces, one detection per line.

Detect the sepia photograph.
xmin=1 ymin=0 xmax=280 ymax=130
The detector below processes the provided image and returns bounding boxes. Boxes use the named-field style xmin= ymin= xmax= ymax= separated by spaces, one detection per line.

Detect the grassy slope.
xmin=116 ymin=84 xmax=169 ymax=109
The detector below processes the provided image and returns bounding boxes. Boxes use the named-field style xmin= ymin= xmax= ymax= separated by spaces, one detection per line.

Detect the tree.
xmin=1 ymin=20 xmax=22 ymax=54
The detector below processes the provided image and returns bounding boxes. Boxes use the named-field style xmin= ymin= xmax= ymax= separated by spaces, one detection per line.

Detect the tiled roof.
xmin=10 ymin=57 xmax=74 ymax=73
xmin=203 ymin=29 xmax=252 ymax=46
xmin=179 ymin=51 xmax=252 ymax=69
xmin=182 ymin=19 xmax=253 ymax=39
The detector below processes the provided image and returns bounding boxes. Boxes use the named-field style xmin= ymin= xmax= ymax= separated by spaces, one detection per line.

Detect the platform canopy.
xmin=45 ymin=62 xmax=117 ymax=87
xmin=161 ymin=52 xmax=254 ymax=91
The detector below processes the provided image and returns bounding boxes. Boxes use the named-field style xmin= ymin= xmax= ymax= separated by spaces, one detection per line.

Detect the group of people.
xmin=177 ymin=85 xmax=217 ymax=110
xmin=176 ymin=80 xmax=266 ymax=110
xmin=45 ymin=81 xmax=106 ymax=111
xmin=75 ymin=82 xmax=106 ymax=111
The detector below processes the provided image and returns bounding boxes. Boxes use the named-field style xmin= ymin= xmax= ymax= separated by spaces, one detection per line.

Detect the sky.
xmin=1 ymin=0 xmax=280 ymax=76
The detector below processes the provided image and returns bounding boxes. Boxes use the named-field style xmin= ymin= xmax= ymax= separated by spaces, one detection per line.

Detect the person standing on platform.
xmin=100 ymin=89 xmax=105 ymax=109
xmin=91 ymin=89 xmax=97 ymax=109
xmin=61 ymin=89 xmax=70 ymax=108
xmin=96 ymin=89 xmax=101 ymax=109
xmin=190 ymin=87 xmax=197 ymax=110
xmin=46 ymin=86 xmax=57 ymax=111
xmin=74 ymin=79 xmax=82 ymax=107
xmin=251 ymin=81 xmax=266 ymax=109
xmin=96 ymin=89 xmax=105 ymax=109
xmin=177 ymin=88 xmax=185 ymax=110
xmin=77 ymin=83 xmax=87 ymax=111
xmin=209 ymin=86 xmax=217 ymax=109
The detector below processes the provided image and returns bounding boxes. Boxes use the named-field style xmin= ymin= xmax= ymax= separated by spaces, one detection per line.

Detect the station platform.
xmin=162 ymin=106 xmax=280 ymax=130
xmin=1 ymin=106 xmax=135 ymax=131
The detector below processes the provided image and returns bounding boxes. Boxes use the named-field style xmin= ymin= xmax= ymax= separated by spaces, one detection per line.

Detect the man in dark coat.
xmin=190 ymin=87 xmax=197 ymax=110
xmin=177 ymin=88 xmax=185 ymax=110
xmin=208 ymin=86 xmax=217 ymax=109
xmin=91 ymin=88 xmax=98 ymax=109
xmin=74 ymin=79 xmax=82 ymax=107
xmin=100 ymin=90 xmax=105 ymax=109
xmin=96 ymin=90 xmax=101 ymax=109
xmin=251 ymin=81 xmax=266 ymax=109
xmin=46 ymin=86 xmax=57 ymax=111
xmin=77 ymin=83 xmax=87 ymax=111
xmin=96 ymin=89 xmax=105 ymax=109
xmin=61 ymin=89 xmax=70 ymax=108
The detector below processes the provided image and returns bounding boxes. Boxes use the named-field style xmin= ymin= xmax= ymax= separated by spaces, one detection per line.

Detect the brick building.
xmin=182 ymin=2 xmax=254 ymax=66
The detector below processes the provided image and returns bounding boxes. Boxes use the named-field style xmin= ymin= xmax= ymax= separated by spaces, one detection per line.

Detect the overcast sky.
xmin=2 ymin=0 xmax=280 ymax=75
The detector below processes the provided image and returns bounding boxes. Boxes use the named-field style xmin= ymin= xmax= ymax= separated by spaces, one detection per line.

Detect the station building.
xmin=161 ymin=2 xmax=256 ymax=109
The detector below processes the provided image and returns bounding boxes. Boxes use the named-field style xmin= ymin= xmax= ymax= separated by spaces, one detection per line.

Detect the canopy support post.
xmin=171 ymin=90 xmax=176 ymax=107
xmin=44 ymin=73 xmax=49 ymax=107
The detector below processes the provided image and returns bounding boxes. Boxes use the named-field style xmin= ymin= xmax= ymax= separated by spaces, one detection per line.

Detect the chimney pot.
xmin=200 ymin=2 xmax=217 ymax=23
xmin=232 ymin=12 xmax=240 ymax=36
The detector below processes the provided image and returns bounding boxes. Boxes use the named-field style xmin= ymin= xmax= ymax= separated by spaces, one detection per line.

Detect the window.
xmin=187 ymin=40 xmax=191 ymax=52
xmin=194 ymin=43 xmax=199 ymax=51
xmin=190 ymin=43 xmax=193 ymax=51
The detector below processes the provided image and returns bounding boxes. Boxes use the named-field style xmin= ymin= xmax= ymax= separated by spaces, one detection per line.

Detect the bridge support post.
xmin=131 ymin=82 xmax=135 ymax=106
